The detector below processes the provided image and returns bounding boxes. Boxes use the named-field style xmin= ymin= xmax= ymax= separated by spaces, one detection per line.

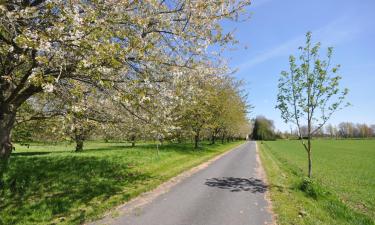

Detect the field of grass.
xmin=0 ymin=141 xmax=243 ymax=225
xmin=259 ymin=139 xmax=375 ymax=225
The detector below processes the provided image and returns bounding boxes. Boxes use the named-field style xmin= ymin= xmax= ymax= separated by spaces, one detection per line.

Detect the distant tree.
xmin=338 ymin=122 xmax=354 ymax=138
xmin=252 ymin=116 xmax=275 ymax=141
xmin=357 ymin=123 xmax=371 ymax=138
xmin=371 ymin=125 xmax=375 ymax=137
xmin=276 ymin=32 xmax=349 ymax=178
xmin=325 ymin=124 xmax=337 ymax=139
xmin=300 ymin=125 xmax=309 ymax=138
xmin=313 ymin=126 xmax=324 ymax=137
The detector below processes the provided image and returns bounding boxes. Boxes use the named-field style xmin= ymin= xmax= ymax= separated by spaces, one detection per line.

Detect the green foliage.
xmin=299 ymin=177 xmax=327 ymax=200
xmin=173 ymin=74 xmax=251 ymax=147
xmin=0 ymin=141 xmax=243 ymax=224
xmin=276 ymin=31 xmax=349 ymax=134
xmin=259 ymin=140 xmax=375 ymax=224
xmin=276 ymin=32 xmax=349 ymax=177
xmin=11 ymin=124 xmax=33 ymax=143
xmin=252 ymin=116 xmax=275 ymax=140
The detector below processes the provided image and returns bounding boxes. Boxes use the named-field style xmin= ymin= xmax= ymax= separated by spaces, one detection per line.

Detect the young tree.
xmin=276 ymin=32 xmax=349 ymax=178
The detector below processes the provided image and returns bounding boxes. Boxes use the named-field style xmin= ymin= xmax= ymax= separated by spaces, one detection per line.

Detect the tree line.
xmin=252 ymin=116 xmax=375 ymax=140
xmin=301 ymin=122 xmax=375 ymax=139
xmin=12 ymin=75 xmax=251 ymax=149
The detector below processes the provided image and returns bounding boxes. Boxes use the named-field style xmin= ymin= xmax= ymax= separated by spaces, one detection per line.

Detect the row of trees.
xmin=325 ymin=122 xmax=375 ymax=139
xmin=281 ymin=122 xmax=375 ymax=139
xmin=0 ymin=0 xmax=251 ymax=184
xmin=12 ymin=74 xmax=251 ymax=150
xmin=252 ymin=115 xmax=375 ymax=141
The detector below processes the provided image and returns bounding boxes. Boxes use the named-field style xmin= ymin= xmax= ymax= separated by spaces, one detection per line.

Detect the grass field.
xmin=259 ymin=139 xmax=375 ymax=225
xmin=0 ymin=141 xmax=243 ymax=225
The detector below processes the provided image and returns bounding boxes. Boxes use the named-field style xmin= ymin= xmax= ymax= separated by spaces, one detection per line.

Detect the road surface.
xmin=92 ymin=141 xmax=273 ymax=225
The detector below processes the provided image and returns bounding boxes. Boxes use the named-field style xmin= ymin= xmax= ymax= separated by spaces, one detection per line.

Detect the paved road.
xmin=94 ymin=141 xmax=273 ymax=225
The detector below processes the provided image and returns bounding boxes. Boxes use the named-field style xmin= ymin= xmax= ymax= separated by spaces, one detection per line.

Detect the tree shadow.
xmin=205 ymin=177 xmax=268 ymax=193
xmin=0 ymin=155 xmax=151 ymax=224
xmin=11 ymin=151 xmax=69 ymax=156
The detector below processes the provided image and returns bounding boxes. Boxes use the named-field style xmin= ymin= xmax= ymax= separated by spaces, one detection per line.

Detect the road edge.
xmin=88 ymin=142 xmax=246 ymax=225
xmin=255 ymin=141 xmax=277 ymax=225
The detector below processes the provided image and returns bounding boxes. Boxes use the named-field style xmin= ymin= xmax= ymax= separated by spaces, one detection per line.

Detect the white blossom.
xmin=42 ymin=83 xmax=54 ymax=93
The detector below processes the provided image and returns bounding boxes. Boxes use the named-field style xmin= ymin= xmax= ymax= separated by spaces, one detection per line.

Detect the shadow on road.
xmin=204 ymin=177 xmax=268 ymax=193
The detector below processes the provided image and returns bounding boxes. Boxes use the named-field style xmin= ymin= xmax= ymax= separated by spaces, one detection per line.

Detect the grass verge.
xmin=258 ymin=140 xmax=374 ymax=225
xmin=0 ymin=141 xmax=243 ymax=225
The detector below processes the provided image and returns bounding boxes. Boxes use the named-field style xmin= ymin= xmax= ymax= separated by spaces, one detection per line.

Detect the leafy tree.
xmin=356 ymin=123 xmax=372 ymax=138
xmin=325 ymin=124 xmax=337 ymax=139
xmin=252 ymin=116 xmax=275 ymax=141
xmin=171 ymin=68 xmax=250 ymax=148
xmin=175 ymin=71 xmax=215 ymax=148
xmin=371 ymin=125 xmax=375 ymax=137
xmin=276 ymin=32 xmax=349 ymax=178
xmin=338 ymin=122 xmax=354 ymax=138
xmin=204 ymin=76 xmax=249 ymax=144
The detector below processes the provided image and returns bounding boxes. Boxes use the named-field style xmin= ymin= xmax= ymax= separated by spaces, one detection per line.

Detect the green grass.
xmin=0 ymin=141 xmax=243 ymax=225
xmin=259 ymin=139 xmax=375 ymax=225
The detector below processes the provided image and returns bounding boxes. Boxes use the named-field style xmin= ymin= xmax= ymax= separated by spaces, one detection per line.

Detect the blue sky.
xmin=222 ymin=0 xmax=375 ymax=131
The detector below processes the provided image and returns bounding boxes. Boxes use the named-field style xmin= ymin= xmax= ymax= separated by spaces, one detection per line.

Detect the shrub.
xmin=299 ymin=177 xmax=327 ymax=199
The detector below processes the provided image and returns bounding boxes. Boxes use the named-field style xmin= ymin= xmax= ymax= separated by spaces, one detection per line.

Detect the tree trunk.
xmin=0 ymin=111 xmax=16 ymax=187
xmin=210 ymin=133 xmax=216 ymax=145
xmin=73 ymin=124 xmax=86 ymax=152
xmin=307 ymin=138 xmax=312 ymax=178
xmin=130 ymin=135 xmax=136 ymax=147
xmin=307 ymin=151 xmax=312 ymax=178
xmin=74 ymin=131 xmax=84 ymax=152
xmin=75 ymin=137 xmax=84 ymax=152
xmin=221 ymin=133 xmax=225 ymax=144
xmin=194 ymin=132 xmax=200 ymax=149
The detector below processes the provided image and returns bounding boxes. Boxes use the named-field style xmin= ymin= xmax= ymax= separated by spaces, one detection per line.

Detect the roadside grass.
xmin=0 ymin=141 xmax=243 ymax=225
xmin=258 ymin=140 xmax=375 ymax=225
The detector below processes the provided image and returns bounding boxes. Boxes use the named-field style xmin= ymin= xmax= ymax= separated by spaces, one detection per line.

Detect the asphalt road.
xmin=94 ymin=141 xmax=273 ymax=225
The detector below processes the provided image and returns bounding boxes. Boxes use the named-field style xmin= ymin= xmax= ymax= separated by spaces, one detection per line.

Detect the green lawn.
xmin=259 ymin=139 xmax=375 ymax=225
xmin=0 ymin=141 xmax=243 ymax=225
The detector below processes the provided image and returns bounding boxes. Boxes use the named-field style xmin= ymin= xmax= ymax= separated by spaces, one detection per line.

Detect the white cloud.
xmin=237 ymin=36 xmax=301 ymax=70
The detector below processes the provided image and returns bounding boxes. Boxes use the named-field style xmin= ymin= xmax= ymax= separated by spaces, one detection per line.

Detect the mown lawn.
xmin=0 ymin=141 xmax=243 ymax=225
xmin=259 ymin=139 xmax=375 ymax=225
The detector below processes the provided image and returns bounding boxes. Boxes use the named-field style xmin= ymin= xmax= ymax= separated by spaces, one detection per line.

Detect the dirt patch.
xmin=255 ymin=142 xmax=277 ymax=225
xmin=88 ymin=143 xmax=245 ymax=225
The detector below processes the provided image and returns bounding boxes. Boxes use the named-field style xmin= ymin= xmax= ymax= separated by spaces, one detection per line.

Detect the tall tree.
xmin=276 ymin=32 xmax=349 ymax=178
xmin=252 ymin=116 xmax=275 ymax=141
